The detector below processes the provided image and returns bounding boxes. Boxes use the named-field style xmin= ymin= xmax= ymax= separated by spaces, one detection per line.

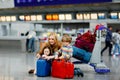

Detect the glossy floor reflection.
xmin=0 ymin=48 xmax=120 ymax=80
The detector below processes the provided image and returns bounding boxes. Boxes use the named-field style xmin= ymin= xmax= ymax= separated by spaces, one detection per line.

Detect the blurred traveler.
xmin=26 ymin=30 xmax=36 ymax=53
xmin=111 ymin=29 xmax=120 ymax=56
xmin=101 ymin=26 xmax=113 ymax=56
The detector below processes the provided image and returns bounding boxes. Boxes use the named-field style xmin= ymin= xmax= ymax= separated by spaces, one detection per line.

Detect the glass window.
xmin=1 ymin=16 xmax=6 ymax=21
xmin=6 ymin=16 xmax=11 ymax=21
xmin=36 ymin=15 xmax=42 ymax=20
xmin=110 ymin=12 xmax=118 ymax=19
xmin=31 ymin=15 xmax=36 ymax=21
xmin=11 ymin=16 xmax=16 ymax=21
xmin=91 ymin=13 xmax=97 ymax=19
xmin=52 ymin=14 xmax=59 ymax=20
xmin=76 ymin=13 xmax=83 ymax=19
xmin=83 ymin=14 xmax=90 ymax=19
xmin=98 ymin=13 xmax=105 ymax=19
xmin=59 ymin=14 xmax=65 ymax=20
xmin=46 ymin=14 xmax=52 ymax=20
xmin=119 ymin=13 xmax=120 ymax=19
xmin=65 ymin=14 xmax=72 ymax=20
xmin=25 ymin=15 xmax=31 ymax=21
xmin=19 ymin=15 xmax=24 ymax=21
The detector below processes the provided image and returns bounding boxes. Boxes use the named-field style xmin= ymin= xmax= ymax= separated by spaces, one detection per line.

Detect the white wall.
xmin=113 ymin=0 xmax=120 ymax=2
xmin=11 ymin=22 xmax=33 ymax=36
xmin=0 ymin=0 xmax=14 ymax=8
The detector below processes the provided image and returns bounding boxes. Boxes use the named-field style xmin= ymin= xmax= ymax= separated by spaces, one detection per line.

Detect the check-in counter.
xmin=0 ymin=36 xmax=27 ymax=52
xmin=0 ymin=36 xmax=76 ymax=52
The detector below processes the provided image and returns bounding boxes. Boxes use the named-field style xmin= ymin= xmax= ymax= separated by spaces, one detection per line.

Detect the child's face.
xmin=44 ymin=48 xmax=50 ymax=56
xmin=62 ymin=41 xmax=70 ymax=46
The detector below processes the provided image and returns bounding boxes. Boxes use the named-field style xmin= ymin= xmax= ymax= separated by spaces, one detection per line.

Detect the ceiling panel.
xmin=0 ymin=3 xmax=120 ymax=15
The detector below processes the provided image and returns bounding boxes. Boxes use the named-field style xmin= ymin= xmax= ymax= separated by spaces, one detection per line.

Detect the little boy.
xmin=55 ymin=34 xmax=73 ymax=61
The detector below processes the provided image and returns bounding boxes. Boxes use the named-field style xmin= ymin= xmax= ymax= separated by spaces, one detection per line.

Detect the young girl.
xmin=39 ymin=46 xmax=52 ymax=59
xmin=28 ymin=46 xmax=52 ymax=74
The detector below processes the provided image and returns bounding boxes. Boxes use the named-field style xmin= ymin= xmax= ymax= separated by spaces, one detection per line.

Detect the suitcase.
xmin=51 ymin=59 xmax=74 ymax=79
xmin=36 ymin=59 xmax=51 ymax=77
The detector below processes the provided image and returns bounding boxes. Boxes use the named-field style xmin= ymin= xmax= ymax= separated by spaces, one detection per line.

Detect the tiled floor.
xmin=0 ymin=46 xmax=120 ymax=80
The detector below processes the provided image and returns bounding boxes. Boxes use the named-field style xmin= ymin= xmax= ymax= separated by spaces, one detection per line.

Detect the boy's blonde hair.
xmin=61 ymin=34 xmax=72 ymax=43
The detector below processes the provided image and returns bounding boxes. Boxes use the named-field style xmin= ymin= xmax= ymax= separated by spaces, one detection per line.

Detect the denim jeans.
xmin=28 ymin=37 xmax=35 ymax=52
xmin=72 ymin=46 xmax=91 ymax=63
xmin=113 ymin=43 xmax=120 ymax=55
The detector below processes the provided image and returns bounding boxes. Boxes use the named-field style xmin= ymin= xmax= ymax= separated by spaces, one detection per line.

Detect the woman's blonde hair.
xmin=48 ymin=32 xmax=59 ymax=45
xmin=47 ymin=32 xmax=62 ymax=52
xmin=39 ymin=32 xmax=62 ymax=55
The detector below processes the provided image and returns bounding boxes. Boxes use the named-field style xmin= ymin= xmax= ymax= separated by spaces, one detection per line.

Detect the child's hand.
xmin=59 ymin=56 xmax=64 ymax=59
xmin=43 ymin=56 xmax=50 ymax=60
xmin=42 ymin=55 xmax=49 ymax=60
xmin=46 ymin=56 xmax=51 ymax=60
xmin=66 ymin=54 xmax=70 ymax=59
xmin=36 ymin=53 xmax=41 ymax=59
xmin=42 ymin=55 xmax=47 ymax=58
xmin=54 ymin=55 xmax=58 ymax=59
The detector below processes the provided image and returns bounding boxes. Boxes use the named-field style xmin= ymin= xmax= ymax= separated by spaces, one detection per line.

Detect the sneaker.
xmin=28 ymin=49 xmax=32 ymax=53
xmin=74 ymin=68 xmax=84 ymax=77
xmin=28 ymin=69 xmax=35 ymax=74
xmin=112 ymin=54 xmax=116 ymax=58
xmin=77 ymin=68 xmax=84 ymax=77
xmin=109 ymin=54 xmax=112 ymax=56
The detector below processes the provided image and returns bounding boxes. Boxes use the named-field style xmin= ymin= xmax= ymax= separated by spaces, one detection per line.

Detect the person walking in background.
xmin=27 ymin=30 xmax=36 ymax=53
xmin=25 ymin=31 xmax=29 ymax=51
xmin=101 ymin=26 xmax=113 ymax=56
xmin=111 ymin=29 xmax=120 ymax=56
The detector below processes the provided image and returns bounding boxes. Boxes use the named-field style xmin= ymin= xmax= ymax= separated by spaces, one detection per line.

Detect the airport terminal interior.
xmin=0 ymin=0 xmax=120 ymax=80
xmin=1 ymin=43 xmax=120 ymax=80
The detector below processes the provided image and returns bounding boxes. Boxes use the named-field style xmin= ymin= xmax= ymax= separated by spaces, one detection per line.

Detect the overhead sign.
xmin=14 ymin=0 xmax=112 ymax=7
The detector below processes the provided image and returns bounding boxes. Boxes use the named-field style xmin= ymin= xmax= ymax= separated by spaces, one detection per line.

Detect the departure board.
xmin=14 ymin=0 xmax=112 ymax=7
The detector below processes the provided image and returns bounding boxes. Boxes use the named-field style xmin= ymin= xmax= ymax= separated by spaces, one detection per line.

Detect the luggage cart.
xmin=90 ymin=28 xmax=110 ymax=73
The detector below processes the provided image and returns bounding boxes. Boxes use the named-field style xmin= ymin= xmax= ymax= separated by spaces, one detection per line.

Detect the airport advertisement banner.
xmin=14 ymin=0 xmax=112 ymax=7
xmin=0 ymin=0 xmax=14 ymax=8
